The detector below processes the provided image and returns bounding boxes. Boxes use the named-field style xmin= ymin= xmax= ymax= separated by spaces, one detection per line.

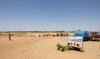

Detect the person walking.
xmin=9 ymin=33 xmax=11 ymax=41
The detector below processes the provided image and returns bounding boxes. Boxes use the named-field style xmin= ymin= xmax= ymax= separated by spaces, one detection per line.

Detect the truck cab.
xmin=89 ymin=32 xmax=100 ymax=41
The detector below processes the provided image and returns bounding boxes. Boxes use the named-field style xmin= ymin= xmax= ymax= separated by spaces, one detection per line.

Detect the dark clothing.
xmin=39 ymin=35 xmax=41 ymax=37
xmin=9 ymin=33 xmax=11 ymax=41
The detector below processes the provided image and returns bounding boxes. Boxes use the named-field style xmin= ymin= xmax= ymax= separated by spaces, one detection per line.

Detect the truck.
xmin=89 ymin=32 xmax=100 ymax=41
xmin=74 ymin=31 xmax=89 ymax=41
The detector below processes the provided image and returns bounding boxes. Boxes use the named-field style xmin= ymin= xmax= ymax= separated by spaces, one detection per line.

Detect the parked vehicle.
xmin=74 ymin=31 xmax=89 ymax=41
xmin=89 ymin=32 xmax=100 ymax=41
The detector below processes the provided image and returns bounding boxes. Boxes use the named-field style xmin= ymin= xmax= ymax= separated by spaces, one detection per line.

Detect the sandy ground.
xmin=0 ymin=36 xmax=100 ymax=59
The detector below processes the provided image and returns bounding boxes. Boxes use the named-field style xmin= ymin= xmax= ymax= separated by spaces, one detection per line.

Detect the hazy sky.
xmin=0 ymin=0 xmax=100 ymax=31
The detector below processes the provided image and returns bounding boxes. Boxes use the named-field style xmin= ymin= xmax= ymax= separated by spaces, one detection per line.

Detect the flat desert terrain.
xmin=0 ymin=36 xmax=100 ymax=59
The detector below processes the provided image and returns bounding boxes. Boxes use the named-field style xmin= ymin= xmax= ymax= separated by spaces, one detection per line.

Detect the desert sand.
xmin=0 ymin=36 xmax=100 ymax=59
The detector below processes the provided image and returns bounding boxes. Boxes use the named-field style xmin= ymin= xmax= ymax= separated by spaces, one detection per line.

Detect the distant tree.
xmin=59 ymin=31 xmax=65 ymax=33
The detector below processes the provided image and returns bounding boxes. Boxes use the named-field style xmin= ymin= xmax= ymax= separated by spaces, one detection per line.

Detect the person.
xmin=8 ymin=33 xmax=11 ymax=41
xmin=43 ymin=34 xmax=44 ymax=37
xmin=39 ymin=35 xmax=41 ymax=37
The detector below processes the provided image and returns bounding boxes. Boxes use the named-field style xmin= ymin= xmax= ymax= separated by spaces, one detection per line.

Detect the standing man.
xmin=9 ymin=33 xmax=11 ymax=41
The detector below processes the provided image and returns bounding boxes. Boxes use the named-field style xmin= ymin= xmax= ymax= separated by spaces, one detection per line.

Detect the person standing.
xmin=9 ymin=33 xmax=11 ymax=41
xmin=43 ymin=34 xmax=44 ymax=37
xmin=39 ymin=35 xmax=41 ymax=37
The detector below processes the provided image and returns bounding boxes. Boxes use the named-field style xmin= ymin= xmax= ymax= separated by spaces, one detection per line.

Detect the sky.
xmin=0 ymin=0 xmax=100 ymax=31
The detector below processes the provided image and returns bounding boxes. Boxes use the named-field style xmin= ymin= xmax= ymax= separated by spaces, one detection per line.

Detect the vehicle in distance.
xmin=89 ymin=32 xmax=100 ymax=41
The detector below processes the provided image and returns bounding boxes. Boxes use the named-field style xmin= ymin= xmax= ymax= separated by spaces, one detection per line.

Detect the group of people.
xmin=8 ymin=33 xmax=68 ymax=41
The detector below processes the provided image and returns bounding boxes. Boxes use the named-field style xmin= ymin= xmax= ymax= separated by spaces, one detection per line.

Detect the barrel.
xmin=74 ymin=31 xmax=89 ymax=41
